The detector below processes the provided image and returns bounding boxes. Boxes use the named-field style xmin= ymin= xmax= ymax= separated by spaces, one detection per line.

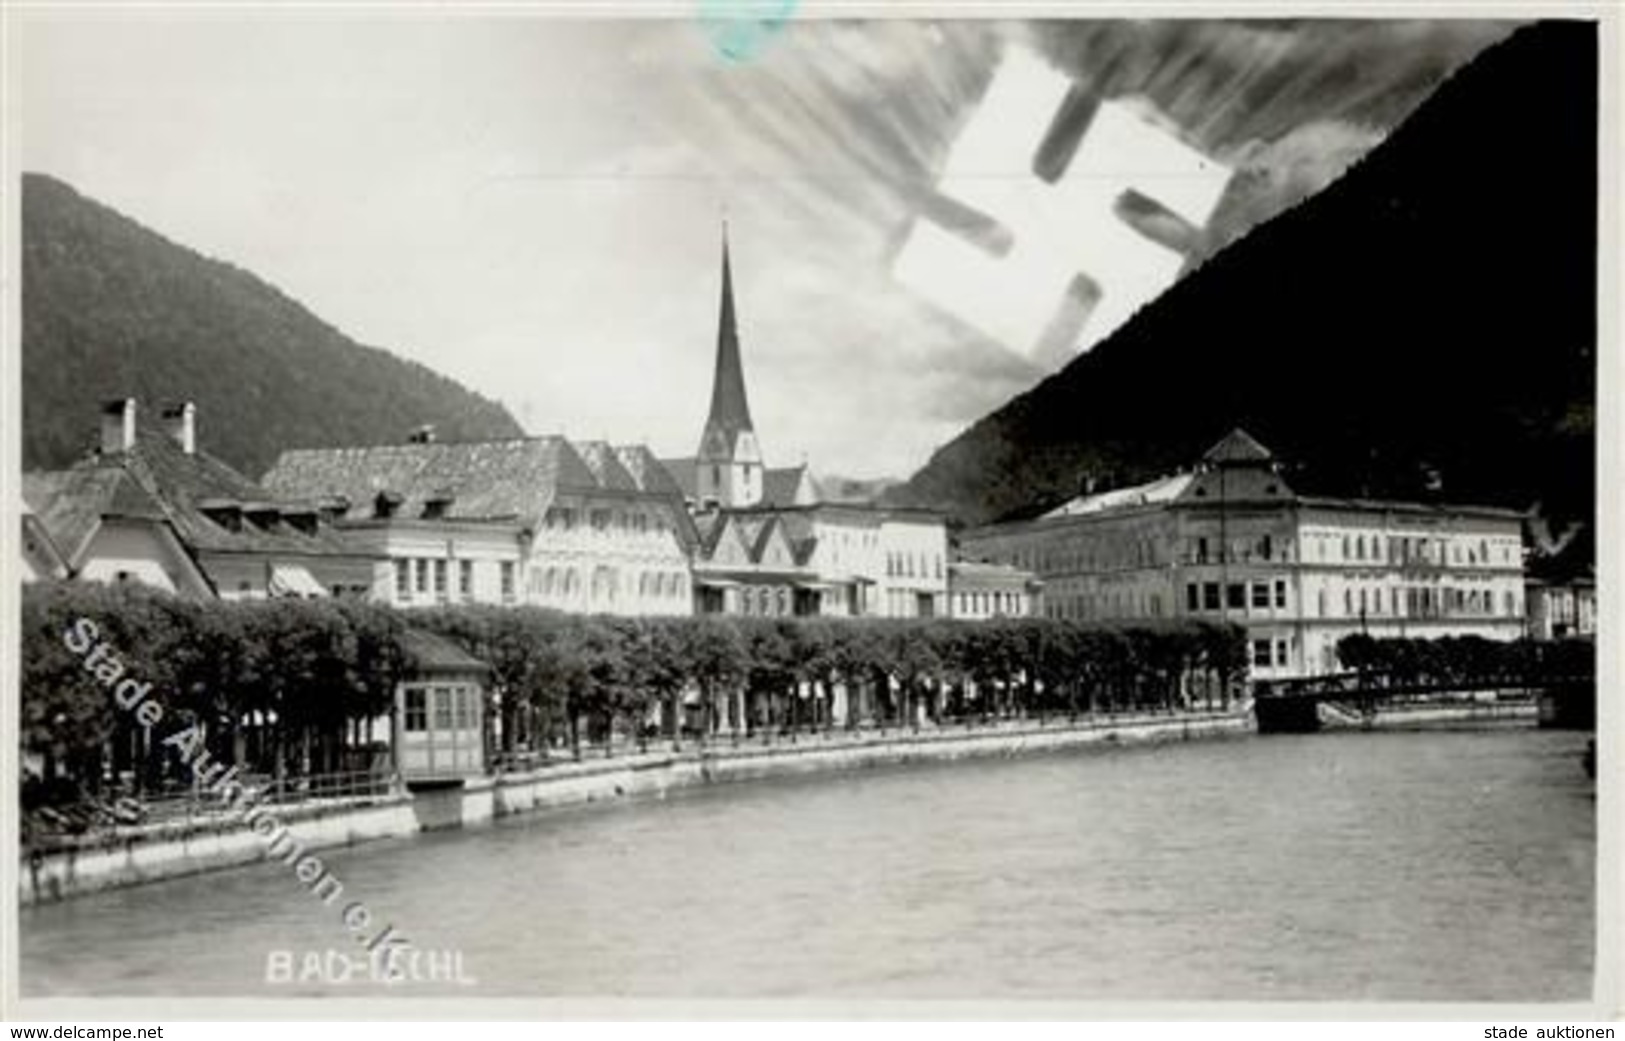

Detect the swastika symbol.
xmin=894 ymin=46 xmax=1233 ymax=365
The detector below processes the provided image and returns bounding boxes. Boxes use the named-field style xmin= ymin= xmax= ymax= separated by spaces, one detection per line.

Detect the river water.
xmin=21 ymin=728 xmax=1595 ymax=1002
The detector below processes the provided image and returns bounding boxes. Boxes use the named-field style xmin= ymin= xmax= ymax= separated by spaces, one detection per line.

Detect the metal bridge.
xmin=1252 ymin=670 xmax=1594 ymax=733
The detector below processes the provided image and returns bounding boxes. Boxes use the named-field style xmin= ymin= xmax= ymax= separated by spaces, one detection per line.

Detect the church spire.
xmin=696 ymin=222 xmax=763 ymax=508
xmin=704 ymin=223 xmax=754 ymax=439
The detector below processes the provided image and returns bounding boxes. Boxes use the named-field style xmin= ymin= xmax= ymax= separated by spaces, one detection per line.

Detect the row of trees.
xmin=21 ymin=582 xmax=1249 ymax=803
xmin=1335 ymin=633 xmax=1594 ymax=689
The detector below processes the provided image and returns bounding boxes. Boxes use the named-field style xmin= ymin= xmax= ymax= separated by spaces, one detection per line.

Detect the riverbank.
xmin=20 ymin=708 xmax=1250 ymax=906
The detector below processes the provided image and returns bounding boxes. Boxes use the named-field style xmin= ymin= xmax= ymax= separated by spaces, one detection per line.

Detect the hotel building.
xmin=961 ymin=430 xmax=1526 ymax=676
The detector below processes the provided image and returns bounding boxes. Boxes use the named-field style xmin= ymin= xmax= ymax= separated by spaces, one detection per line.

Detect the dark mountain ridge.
xmin=890 ymin=21 xmax=1596 ymax=531
xmin=22 ymin=173 xmax=524 ymax=478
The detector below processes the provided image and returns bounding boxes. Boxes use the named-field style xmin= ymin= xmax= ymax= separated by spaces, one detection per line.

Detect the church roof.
xmin=700 ymin=230 xmax=755 ymax=448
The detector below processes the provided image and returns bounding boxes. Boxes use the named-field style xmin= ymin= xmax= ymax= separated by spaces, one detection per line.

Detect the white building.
xmin=263 ymin=430 xmax=695 ymax=616
xmin=962 ymin=430 xmax=1527 ymax=677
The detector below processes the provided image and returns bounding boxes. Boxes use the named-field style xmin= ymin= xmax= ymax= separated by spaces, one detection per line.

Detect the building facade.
xmin=263 ymin=432 xmax=696 ymax=616
xmin=947 ymin=561 xmax=1042 ymax=620
xmin=961 ymin=430 xmax=1526 ymax=677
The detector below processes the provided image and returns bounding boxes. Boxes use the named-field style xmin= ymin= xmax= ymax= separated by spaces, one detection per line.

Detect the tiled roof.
xmin=400 ymin=629 xmax=491 ymax=674
xmin=264 ymin=436 xmax=620 ymax=523
xmin=27 ymin=430 xmax=360 ymax=560
xmin=576 ymin=441 xmax=639 ymax=493
xmin=659 ymin=457 xmax=699 ymax=501
xmin=763 ymin=464 xmax=821 ymax=507
xmin=617 ymin=446 xmax=687 ymax=498
xmin=23 ymin=469 xmax=158 ymax=564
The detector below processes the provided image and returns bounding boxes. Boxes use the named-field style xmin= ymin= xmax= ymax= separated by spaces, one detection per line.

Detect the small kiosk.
xmin=394 ymin=629 xmax=490 ymax=785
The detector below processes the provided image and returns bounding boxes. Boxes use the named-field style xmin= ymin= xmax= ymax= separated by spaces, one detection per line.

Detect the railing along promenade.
xmin=26 ymin=706 xmax=1246 ymax=846
xmin=488 ymin=703 xmax=1249 ymax=775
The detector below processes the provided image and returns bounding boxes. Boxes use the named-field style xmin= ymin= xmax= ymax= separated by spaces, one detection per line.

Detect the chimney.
xmin=161 ymin=401 xmax=197 ymax=454
xmin=408 ymin=424 xmax=436 ymax=445
xmin=100 ymin=398 xmax=137 ymax=455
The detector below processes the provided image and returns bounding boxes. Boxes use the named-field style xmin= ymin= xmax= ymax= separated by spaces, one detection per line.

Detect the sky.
xmin=17 ymin=13 xmax=1515 ymax=479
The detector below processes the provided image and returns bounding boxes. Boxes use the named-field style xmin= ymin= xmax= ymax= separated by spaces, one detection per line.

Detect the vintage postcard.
xmin=1 ymin=1 xmax=1616 ymax=1025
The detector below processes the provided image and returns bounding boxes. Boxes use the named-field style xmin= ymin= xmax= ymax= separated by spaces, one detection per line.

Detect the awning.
xmin=268 ymin=564 xmax=328 ymax=598
xmin=696 ymin=578 xmax=742 ymax=589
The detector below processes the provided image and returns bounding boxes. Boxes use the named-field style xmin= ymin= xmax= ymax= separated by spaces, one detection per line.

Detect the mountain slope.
xmin=891 ymin=21 xmax=1595 ymax=530
xmin=22 ymin=174 xmax=524 ymax=477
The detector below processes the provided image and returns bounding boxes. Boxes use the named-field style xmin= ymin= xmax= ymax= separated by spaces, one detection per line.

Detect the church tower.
xmin=696 ymin=226 xmax=764 ymax=508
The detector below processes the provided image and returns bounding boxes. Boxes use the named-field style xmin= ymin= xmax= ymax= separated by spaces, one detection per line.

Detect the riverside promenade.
xmin=21 ymin=706 xmax=1252 ymax=905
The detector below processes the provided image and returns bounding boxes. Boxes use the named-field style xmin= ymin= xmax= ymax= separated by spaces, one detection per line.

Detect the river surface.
xmin=21 ymin=728 xmax=1595 ymax=1002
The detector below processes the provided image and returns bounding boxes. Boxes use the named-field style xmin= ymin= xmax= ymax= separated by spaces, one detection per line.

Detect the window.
xmin=1260 ymin=534 xmax=1273 ymax=561
xmin=1274 ymin=580 xmax=1287 ymax=609
xmin=1186 ymin=583 xmax=1199 ymax=612
xmin=395 ymin=560 xmax=411 ymax=600
xmin=1345 ymin=589 xmax=1354 ymax=616
xmin=1251 ymin=583 xmax=1270 ymax=609
xmin=1252 ymin=640 xmax=1272 ymax=668
xmin=432 ymin=687 xmax=454 ymax=730
xmin=404 ymin=688 xmax=427 ymax=732
xmin=1226 ymin=584 xmax=1245 ymax=610
xmin=1203 ymin=583 xmax=1220 ymax=611
xmin=1275 ymin=640 xmax=1290 ymax=667
xmin=1342 ymin=535 xmax=1351 ymax=560
xmin=1196 ymin=537 xmax=1209 ymax=563
xmin=459 ymin=560 xmax=473 ymax=598
xmin=433 ymin=559 xmax=447 ymax=599
xmin=500 ymin=562 xmax=516 ymax=602
xmin=415 ymin=558 xmax=429 ymax=594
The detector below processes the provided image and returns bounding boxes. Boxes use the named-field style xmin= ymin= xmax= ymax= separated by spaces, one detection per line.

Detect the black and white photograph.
xmin=1 ymin=1 xmax=1614 ymax=1024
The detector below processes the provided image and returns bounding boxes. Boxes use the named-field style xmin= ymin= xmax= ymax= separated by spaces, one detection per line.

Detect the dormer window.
xmin=317 ymin=495 xmax=351 ymax=524
xmin=374 ymin=491 xmax=403 ymax=520
xmin=199 ymin=497 xmax=243 ymax=533
xmin=422 ymin=490 xmax=455 ymax=520
xmin=284 ymin=509 xmax=319 ymax=537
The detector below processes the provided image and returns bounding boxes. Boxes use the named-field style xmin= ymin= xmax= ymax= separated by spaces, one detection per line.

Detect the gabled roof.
xmin=20 ymin=498 xmax=70 ymax=578
xmin=616 ymin=445 xmax=687 ymax=497
xmin=693 ymin=508 xmax=815 ymax=573
xmin=1202 ymin=428 xmax=1273 ymax=465
xmin=28 ymin=429 xmax=358 ymax=560
xmin=659 ymin=457 xmax=699 ymax=502
xmin=264 ymin=436 xmax=618 ymax=524
xmin=575 ymin=440 xmax=639 ymax=493
xmin=763 ymin=464 xmax=822 ymax=507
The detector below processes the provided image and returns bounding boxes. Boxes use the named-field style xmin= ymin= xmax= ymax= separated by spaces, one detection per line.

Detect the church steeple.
xmin=705 ymin=227 xmax=754 ymax=437
xmin=696 ymin=223 xmax=763 ymax=507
